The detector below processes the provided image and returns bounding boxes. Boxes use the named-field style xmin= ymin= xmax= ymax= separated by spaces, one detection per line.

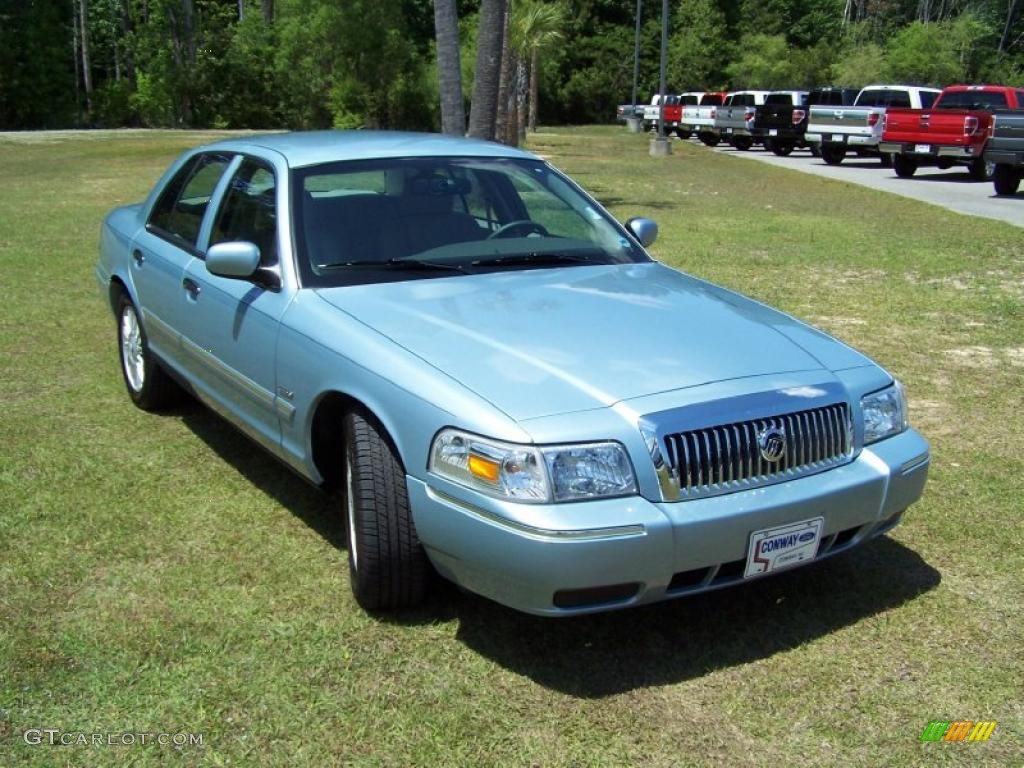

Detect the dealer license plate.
xmin=915 ymin=144 xmax=932 ymax=154
xmin=830 ymin=134 xmax=845 ymax=142
xmin=744 ymin=517 xmax=824 ymax=578
xmin=769 ymin=129 xmax=778 ymax=136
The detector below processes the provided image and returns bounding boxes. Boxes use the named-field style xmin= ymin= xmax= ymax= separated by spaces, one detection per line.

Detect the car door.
xmin=130 ymin=152 xmax=233 ymax=371
xmin=176 ymin=155 xmax=291 ymax=453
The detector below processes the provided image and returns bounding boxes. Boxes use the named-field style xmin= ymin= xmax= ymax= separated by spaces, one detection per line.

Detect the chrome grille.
xmin=662 ymin=403 xmax=852 ymax=498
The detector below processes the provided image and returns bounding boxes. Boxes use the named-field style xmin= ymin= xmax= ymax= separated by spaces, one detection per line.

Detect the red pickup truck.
xmin=879 ymin=85 xmax=1024 ymax=179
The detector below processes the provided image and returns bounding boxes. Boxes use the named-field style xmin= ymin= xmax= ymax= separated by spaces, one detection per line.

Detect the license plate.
xmin=723 ymin=128 xmax=732 ymax=134
xmin=830 ymin=134 xmax=845 ymax=142
xmin=744 ymin=517 xmax=824 ymax=578
xmin=915 ymin=144 xmax=932 ymax=154
xmin=769 ymin=129 xmax=778 ymax=136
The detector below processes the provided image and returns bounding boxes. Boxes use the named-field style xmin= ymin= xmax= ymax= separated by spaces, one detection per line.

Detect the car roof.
xmin=201 ymin=130 xmax=538 ymax=168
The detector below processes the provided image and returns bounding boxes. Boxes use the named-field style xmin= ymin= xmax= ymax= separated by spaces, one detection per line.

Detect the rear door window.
xmin=148 ymin=153 xmax=232 ymax=250
xmin=765 ymin=94 xmax=793 ymax=106
xmin=920 ymin=91 xmax=938 ymax=108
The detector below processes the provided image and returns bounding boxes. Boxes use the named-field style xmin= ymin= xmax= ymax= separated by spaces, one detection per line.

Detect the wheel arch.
xmin=309 ymin=390 xmax=408 ymax=490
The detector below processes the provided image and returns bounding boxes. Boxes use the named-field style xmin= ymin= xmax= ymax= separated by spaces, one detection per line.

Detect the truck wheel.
xmin=771 ymin=142 xmax=794 ymax=157
xmin=809 ymin=144 xmax=821 ymax=158
xmin=699 ymin=133 xmax=720 ymax=147
xmin=969 ymin=157 xmax=996 ymax=182
xmin=936 ymin=158 xmax=954 ymax=170
xmin=993 ymin=164 xmax=1021 ymax=196
xmin=820 ymin=145 xmax=845 ymax=165
xmin=116 ymin=293 xmax=179 ymax=411
xmin=675 ymin=128 xmax=691 ymax=140
xmin=893 ymin=154 xmax=917 ymax=178
xmin=343 ymin=408 xmax=431 ymax=611
xmin=880 ymin=153 xmax=893 ymax=168
xmin=731 ymin=136 xmax=753 ymax=151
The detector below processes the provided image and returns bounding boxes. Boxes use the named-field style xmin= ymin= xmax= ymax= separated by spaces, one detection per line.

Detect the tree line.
xmin=1 ymin=0 xmax=1021 ymax=134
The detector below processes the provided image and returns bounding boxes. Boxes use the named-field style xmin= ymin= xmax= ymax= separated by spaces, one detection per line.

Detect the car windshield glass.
xmin=292 ymin=157 xmax=649 ymax=286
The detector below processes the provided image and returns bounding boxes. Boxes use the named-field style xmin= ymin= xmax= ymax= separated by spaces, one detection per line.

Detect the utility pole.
xmin=626 ymin=0 xmax=642 ymax=133
xmin=650 ymin=0 xmax=671 ymax=156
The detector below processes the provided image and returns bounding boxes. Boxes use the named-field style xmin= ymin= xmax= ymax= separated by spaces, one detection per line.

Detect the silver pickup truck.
xmin=806 ymin=85 xmax=940 ymax=165
xmin=680 ymin=92 xmax=727 ymax=146
xmin=713 ymin=91 xmax=771 ymax=151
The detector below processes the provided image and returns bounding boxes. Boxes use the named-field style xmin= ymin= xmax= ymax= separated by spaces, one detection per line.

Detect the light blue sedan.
xmin=96 ymin=131 xmax=930 ymax=615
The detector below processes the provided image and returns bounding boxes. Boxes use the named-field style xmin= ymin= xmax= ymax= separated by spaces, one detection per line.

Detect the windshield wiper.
xmin=470 ymin=251 xmax=604 ymax=268
xmin=318 ymin=258 xmax=467 ymax=273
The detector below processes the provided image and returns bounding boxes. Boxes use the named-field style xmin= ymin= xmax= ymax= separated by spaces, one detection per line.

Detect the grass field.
xmin=1 ymin=126 xmax=1022 ymax=767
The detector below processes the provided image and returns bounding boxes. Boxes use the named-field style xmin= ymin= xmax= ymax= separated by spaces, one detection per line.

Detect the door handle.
xmin=132 ymin=249 xmax=145 ymax=266
xmin=182 ymin=277 xmax=201 ymax=299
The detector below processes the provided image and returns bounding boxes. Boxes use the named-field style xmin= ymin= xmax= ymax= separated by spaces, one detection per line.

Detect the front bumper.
xmin=410 ymin=428 xmax=929 ymax=616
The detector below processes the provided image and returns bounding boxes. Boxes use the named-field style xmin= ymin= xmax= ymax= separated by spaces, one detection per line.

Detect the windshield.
xmin=292 ymin=157 xmax=649 ymax=286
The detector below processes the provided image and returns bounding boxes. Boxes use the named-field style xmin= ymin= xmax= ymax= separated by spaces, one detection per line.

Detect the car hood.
xmin=315 ymin=262 xmax=871 ymax=421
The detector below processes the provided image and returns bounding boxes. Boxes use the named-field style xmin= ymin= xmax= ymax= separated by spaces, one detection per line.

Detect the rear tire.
xmin=809 ymin=144 xmax=821 ymax=158
xmin=936 ymin=158 xmax=954 ymax=170
xmin=699 ymin=133 xmax=720 ymax=147
xmin=820 ymin=145 xmax=845 ymax=165
xmin=993 ymin=164 xmax=1021 ymax=196
xmin=893 ymin=153 xmax=918 ymax=178
xmin=116 ymin=293 xmax=179 ymax=411
xmin=731 ymin=136 xmax=753 ymax=151
xmin=969 ymin=157 xmax=996 ymax=182
xmin=675 ymin=128 xmax=691 ymax=140
xmin=880 ymin=153 xmax=893 ymax=168
xmin=770 ymin=141 xmax=794 ymax=157
xmin=343 ymin=408 xmax=430 ymax=611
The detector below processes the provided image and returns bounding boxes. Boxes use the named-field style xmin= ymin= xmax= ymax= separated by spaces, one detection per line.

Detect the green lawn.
xmin=1 ymin=126 xmax=1021 ymax=767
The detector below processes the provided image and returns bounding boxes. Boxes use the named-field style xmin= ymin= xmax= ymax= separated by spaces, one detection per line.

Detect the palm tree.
xmin=432 ymin=0 xmax=464 ymax=135
xmin=468 ymin=0 xmax=507 ymax=140
xmin=510 ymin=0 xmax=565 ymax=134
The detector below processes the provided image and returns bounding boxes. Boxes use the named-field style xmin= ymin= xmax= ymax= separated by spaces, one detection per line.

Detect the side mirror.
xmin=206 ymin=241 xmax=261 ymax=279
xmin=626 ymin=217 xmax=658 ymax=247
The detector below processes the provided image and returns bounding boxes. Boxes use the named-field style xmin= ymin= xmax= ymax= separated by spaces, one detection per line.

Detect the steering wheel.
xmin=486 ymin=220 xmax=549 ymax=240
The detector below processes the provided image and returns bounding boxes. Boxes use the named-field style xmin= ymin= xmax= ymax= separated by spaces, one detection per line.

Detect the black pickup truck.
xmin=755 ymin=87 xmax=858 ymax=157
xmin=985 ymin=109 xmax=1024 ymax=195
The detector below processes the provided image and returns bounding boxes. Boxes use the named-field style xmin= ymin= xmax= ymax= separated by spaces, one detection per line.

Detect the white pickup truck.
xmin=680 ymin=92 xmax=727 ymax=146
xmin=806 ymin=85 xmax=941 ymax=165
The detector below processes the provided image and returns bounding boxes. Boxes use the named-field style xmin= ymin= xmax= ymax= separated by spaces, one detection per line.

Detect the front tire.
xmin=116 ymin=293 xmax=178 ymax=410
xmin=893 ymin=153 xmax=918 ymax=178
xmin=343 ymin=408 xmax=430 ymax=611
xmin=770 ymin=141 xmax=794 ymax=157
xmin=820 ymin=145 xmax=845 ymax=165
xmin=993 ymin=164 xmax=1021 ymax=195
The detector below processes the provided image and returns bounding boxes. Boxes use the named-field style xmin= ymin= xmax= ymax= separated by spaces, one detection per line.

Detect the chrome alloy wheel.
xmin=120 ymin=304 xmax=145 ymax=393
xmin=346 ymin=443 xmax=359 ymax=571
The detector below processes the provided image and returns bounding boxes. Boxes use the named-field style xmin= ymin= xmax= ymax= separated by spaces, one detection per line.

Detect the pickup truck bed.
xmin=985 ymin=109 xmax=1024 ymax=195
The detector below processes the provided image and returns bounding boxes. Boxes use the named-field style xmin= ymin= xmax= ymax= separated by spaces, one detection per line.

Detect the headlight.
xmin=429 ymin=429 xmax=637 ymax=503
xmin=861 ymin=382 xmax=908 ymax=445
